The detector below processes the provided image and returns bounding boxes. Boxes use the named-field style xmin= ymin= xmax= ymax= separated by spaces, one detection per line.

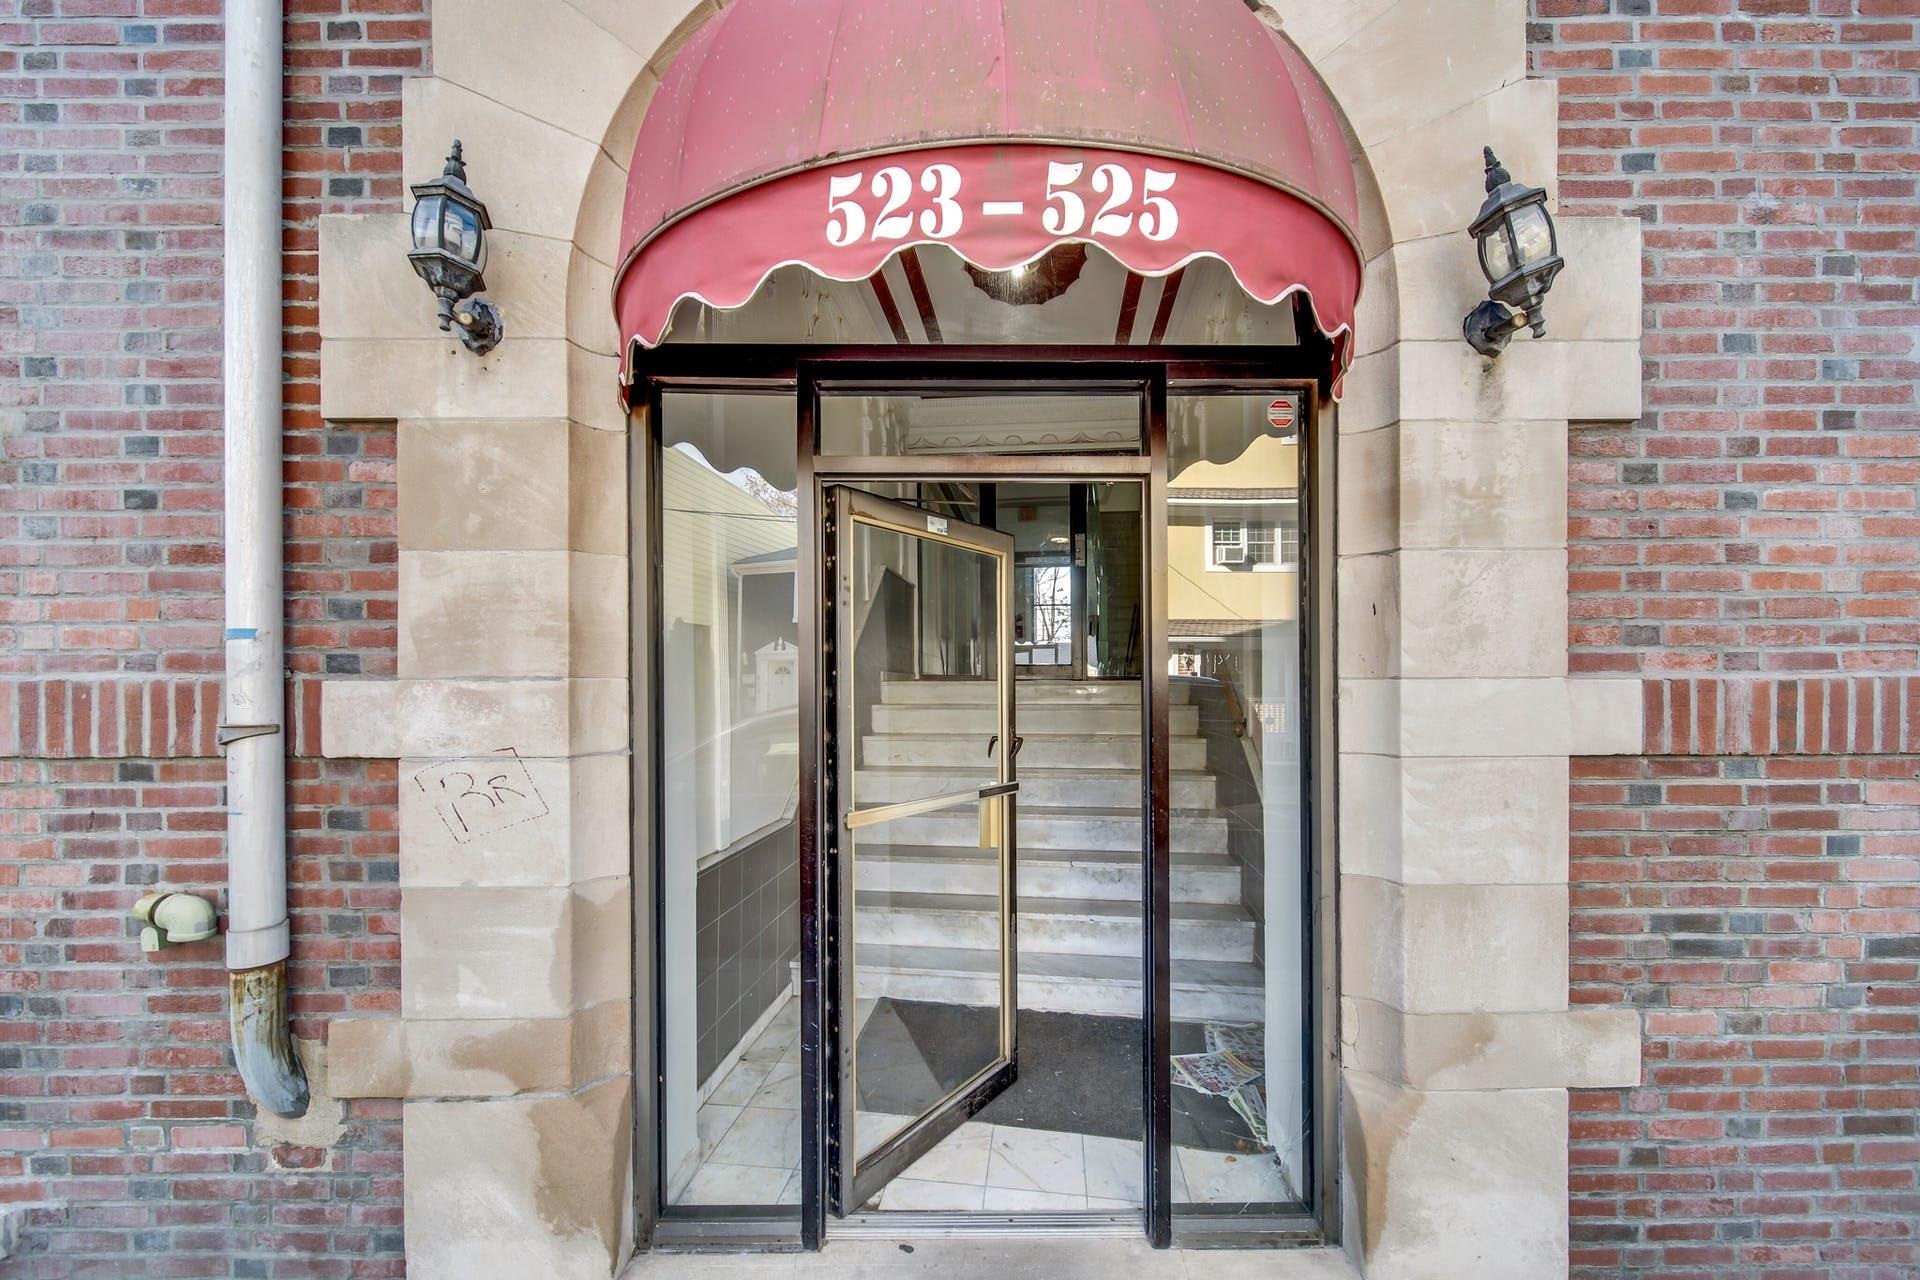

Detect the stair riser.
xmin=852 ymin=968 xmax=1264 ymax=1023
xmin=872 ymin=704 xmax=1199 ymax=735
xmin=855 ymin=771 xmax=1217 ymax=809
xmin=877 ymin=811 xmax=1228 ymax=855
xmin=857 ymin=908 xmax=1254 ymax=963
xmin=880 ymin=682 xmax=1188 ymax=707
xmin=856 ymin=857 xmax=1243 ymax=905
xmin=863 ymin=736 xmax=1206 ymax=770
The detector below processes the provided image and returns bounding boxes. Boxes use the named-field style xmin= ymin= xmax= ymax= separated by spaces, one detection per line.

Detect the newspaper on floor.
xmin=1170 ymin=1047 xmax=1261 ymax=1096
xmin=1168 ymin=1022 xmax=1274 ymax=1152
xmin=1229 ymin=1079 xmax=1270 ymax=1147
xmin=1172 ymin=1021 xmax=1268 ymax=1096
xmin=1204 ymin=1021 xmax=1264 ymax=1063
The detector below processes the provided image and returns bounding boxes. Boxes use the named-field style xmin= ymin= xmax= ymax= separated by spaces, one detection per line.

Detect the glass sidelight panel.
xmin=825 ymin=486 xmax=1019 ymax=1214
xmin=1164 ymin=391 xmax=1310 ymax=1215
xmin=656 ymin=392 xmax=803 ymax=1213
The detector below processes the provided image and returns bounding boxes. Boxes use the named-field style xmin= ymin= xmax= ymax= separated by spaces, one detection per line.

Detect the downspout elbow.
xmin=230 ymin=960 xmax=310 ymax=1118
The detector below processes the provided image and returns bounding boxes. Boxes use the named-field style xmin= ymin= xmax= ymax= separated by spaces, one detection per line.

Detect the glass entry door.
xmin=821 ymin=485 xmax=1020 ymax=1215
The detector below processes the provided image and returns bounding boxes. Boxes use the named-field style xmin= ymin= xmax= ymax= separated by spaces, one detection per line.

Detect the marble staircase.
xmin=851 ymin=677 xmax=1263 ymax=1023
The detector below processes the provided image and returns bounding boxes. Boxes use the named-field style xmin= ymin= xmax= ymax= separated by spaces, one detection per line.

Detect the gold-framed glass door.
xmin=822 ymin=484 xmax=1019 ymax=1215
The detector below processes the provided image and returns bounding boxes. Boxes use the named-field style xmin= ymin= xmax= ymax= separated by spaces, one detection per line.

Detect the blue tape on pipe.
xmin=226 ymin=627 xmax=258 ymax=639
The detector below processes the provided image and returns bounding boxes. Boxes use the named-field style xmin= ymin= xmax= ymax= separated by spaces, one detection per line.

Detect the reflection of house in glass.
xmin=1168 ymin=405 xmax=1301 ymax=751
xmin=732 ymin=546 xmax=799 ymax=711
xmin=754 ymin=637 xmax=797 ymax=713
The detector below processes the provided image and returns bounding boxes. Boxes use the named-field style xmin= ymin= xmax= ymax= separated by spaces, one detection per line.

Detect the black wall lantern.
xmin=408 ymin=140 xmax=503 ymax=355
xmin=1463 ymin=147 xmax=1564 ymax=357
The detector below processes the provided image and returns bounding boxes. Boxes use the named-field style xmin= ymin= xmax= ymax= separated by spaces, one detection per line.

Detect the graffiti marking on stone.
xmin=414 ymin=748 xmax=550 ymax=844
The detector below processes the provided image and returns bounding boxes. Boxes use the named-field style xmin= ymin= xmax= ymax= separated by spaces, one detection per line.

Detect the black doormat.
xmin=852 ymin=999 xmax=1263 ymax=1152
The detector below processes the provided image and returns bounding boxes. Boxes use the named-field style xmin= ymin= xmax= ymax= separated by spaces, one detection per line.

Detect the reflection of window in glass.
xmin=1029 ymin=565 xmax=1072 ymax=645
xmin=1276 ymin=519 xmax=1300 ymax=567
xmin=1211 ymin=516 xmax=1298 ymax=569
xmin=1211 ymin=519 xmax=1246 ymax=565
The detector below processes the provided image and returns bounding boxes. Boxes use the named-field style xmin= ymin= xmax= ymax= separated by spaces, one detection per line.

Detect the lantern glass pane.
xmin=411 ymin=194 xmax=443 ymax=251
xmin=1480 ymin=219 xmax=1516 ymax=281
xmin=442 ymin=201 xmax=481 ymax=264
xmin=1511 ymin=203 xmax=1554 ymax=267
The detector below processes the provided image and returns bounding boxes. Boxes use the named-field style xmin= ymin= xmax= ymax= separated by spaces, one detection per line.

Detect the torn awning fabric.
xmin=613 ymin=0 xmax=1363 ymax=386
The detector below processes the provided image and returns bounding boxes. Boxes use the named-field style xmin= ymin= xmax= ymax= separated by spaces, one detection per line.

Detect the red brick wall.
xmin=0 ymin=2 xmax=419 ymax=1273
xmin=1532 ymin=1 xmax=1920 ymax=1275
xmin=1540 ymin=1 xmax=1919 ymax=676
xmin=1568 ymin=754 xmax=1920 ymax=1277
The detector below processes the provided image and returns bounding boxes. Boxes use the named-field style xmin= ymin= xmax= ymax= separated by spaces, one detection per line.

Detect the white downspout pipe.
xmin=222 ymin=0 xmax=307 ymax=1118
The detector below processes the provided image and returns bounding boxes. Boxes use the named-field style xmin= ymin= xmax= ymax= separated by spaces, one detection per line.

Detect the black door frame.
xmin=817 ymin=482 xmax=1022 ymax=1216
xmin=799 ymin=361 xmax=1165 ymax=1246
xmin=636 ymin=347 xmax=1329 ymax=1253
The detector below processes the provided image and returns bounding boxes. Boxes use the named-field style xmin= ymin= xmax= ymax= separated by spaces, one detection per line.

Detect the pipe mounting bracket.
xmin=217 ymin=722 xmax=282 ymax=748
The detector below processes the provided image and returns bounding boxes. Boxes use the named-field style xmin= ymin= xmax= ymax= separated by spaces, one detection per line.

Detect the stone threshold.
xmin=623 ymin=1238 xmax=1359 ymax=1278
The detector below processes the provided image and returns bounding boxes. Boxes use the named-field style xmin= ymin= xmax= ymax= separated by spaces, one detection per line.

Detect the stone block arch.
xmin=315 ymin=1 xmax=1647 ymax=1275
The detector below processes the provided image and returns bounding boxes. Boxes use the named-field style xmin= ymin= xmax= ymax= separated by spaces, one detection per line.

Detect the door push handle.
xmin=977 ymin=782 xmax=1018 ymax=849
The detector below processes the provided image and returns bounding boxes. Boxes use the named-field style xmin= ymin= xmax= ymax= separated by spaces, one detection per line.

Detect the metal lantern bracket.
xmin=446 ymin=297 xmax=503 ymax=354
xmin=1463 ymin=297 xmax=1528 ymax=358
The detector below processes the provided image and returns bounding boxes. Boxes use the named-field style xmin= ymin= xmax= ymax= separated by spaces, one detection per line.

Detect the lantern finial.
xmin=1482 ymin=147 xmax=1511 ymax=193
xmin=444 ymin=140 xmax=468 ymax=183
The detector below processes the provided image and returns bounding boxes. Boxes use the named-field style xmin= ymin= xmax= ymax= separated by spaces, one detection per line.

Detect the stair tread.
xmin=857 ymin=766 xmax=1213 ymax=780
xmin=855 ymin=842 xmax=1235 ymax=869
xmin=862 ymin=802 xmax=1226 ymax=823
xmin=880 ymin=704 xmax=1155 ymax=713
xmin=857 ymin=889 xmax=1253 ymax=925
xmin=864 ymin=726 xmax=1167 ymax=738
xmin=880 ymin=680 xmax=1146 ymax=692
xmin=855 ymin=942 xmax=1264 ymax=991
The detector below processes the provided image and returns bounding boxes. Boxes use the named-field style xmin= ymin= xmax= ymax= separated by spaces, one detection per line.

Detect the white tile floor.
xmin=673 ymin=997 xmax=1293 ymax=1212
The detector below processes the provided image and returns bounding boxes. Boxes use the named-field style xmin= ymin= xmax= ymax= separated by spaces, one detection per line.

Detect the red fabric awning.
xmin=614 ymin=0 xmax=1362 ymax=383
